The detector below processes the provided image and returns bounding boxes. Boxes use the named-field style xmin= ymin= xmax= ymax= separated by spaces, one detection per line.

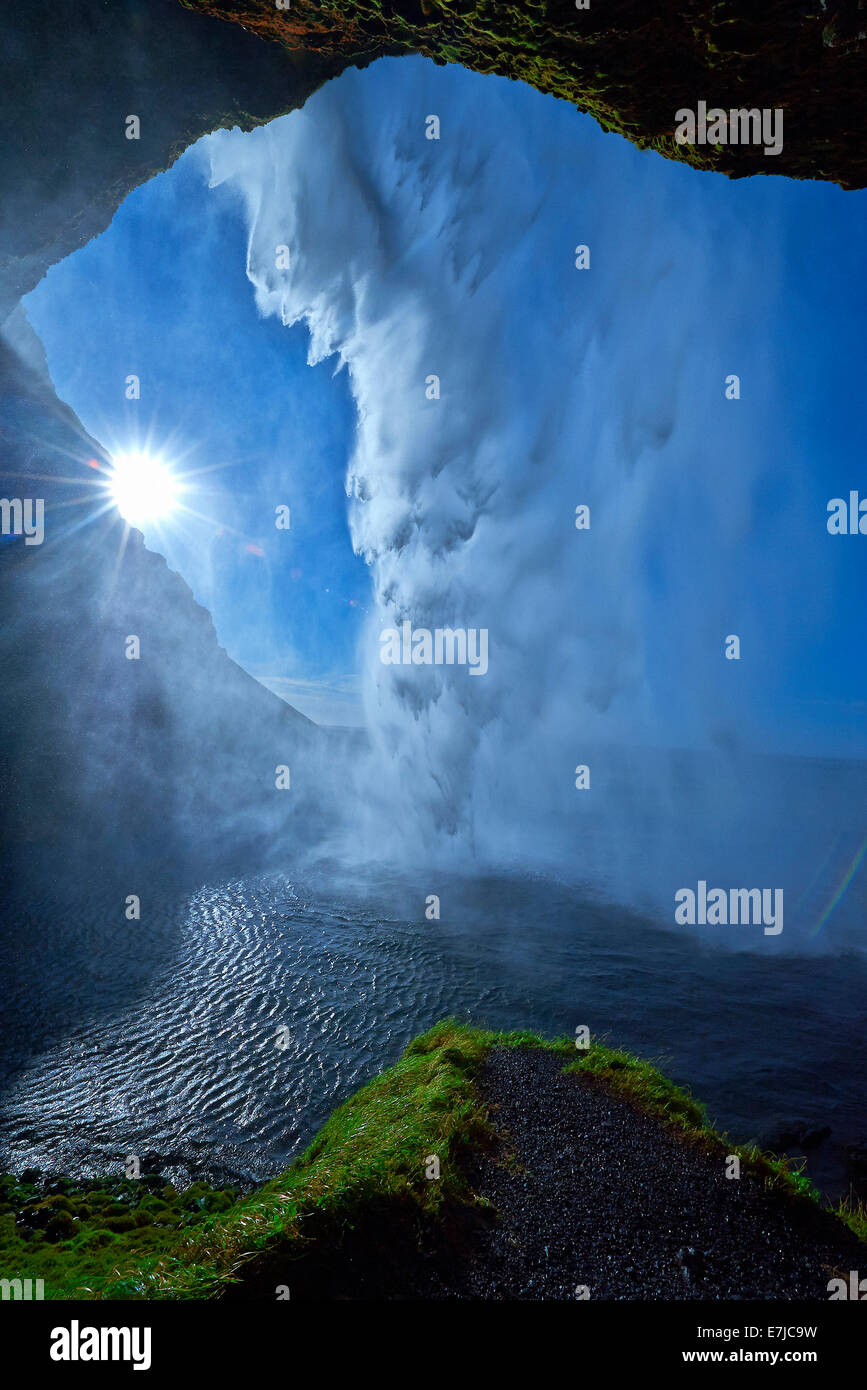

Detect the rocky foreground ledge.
xmin=2 ymin=1021 xmax=864 ymax=1300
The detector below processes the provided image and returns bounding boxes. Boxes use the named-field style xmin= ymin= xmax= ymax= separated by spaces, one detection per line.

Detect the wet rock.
xmin=761 ymin=1120 xmax=831 ymax=1153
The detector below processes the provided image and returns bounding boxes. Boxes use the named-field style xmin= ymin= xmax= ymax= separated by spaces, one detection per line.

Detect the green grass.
xmin=0 ymin=1019 xmax=860 ymax=1299
xmin=834 ymin=1193 xmax=867 ymax=1244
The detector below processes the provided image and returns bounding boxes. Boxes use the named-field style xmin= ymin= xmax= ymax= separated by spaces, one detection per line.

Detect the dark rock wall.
xmin=185 ymin=0 xmax=867 ymax=188
xmin=0 ymin=0 xmax=345 ymax=318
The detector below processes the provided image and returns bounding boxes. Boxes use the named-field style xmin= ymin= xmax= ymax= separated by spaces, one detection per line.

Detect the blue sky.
xmin=25 ymin=56 xmax=867 ymax=755
xmin=25 ymin=149 xmax=370 ymax=725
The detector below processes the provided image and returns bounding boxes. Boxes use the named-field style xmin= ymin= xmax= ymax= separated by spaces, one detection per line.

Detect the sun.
xmin=109 ymin=450 xmax=179 ymax=525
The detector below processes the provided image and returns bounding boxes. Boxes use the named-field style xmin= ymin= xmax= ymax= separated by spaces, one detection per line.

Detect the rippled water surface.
xmin=1 ymin=863 xmax=865 ymax=1198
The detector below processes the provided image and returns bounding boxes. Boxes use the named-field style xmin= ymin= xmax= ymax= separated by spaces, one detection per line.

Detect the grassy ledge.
xmin=1 ymin=1019 xmax=863 ymax=1299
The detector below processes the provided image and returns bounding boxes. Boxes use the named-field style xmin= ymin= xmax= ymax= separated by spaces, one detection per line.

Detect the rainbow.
xmin=811 ymin=834 xmax=867 ymax=938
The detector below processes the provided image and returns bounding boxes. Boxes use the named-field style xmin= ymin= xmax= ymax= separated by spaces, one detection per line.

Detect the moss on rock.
xmin=183 ymin=0 xmax=867 ymax=188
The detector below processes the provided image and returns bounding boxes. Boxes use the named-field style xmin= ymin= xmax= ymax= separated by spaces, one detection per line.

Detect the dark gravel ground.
xmin=239 ymin=1047 xmax=865 ymax=1299
xmin=449 ymin=1048 xmax=865 ymax=1300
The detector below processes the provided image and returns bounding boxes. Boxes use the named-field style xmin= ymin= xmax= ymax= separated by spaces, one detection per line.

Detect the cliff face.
xmin=184 ymin=0 xmax=867 ymax=188
xmin=0 ymin=334 xmax=323 ymax=880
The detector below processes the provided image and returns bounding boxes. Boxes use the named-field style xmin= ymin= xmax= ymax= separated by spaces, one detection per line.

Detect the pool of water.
xmin=1 ymin=864 xmax=864 ymax=1199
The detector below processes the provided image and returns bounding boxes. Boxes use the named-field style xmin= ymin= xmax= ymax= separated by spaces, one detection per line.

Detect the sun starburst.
xmin=108 ymin=449 xmax=179 ymax=525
